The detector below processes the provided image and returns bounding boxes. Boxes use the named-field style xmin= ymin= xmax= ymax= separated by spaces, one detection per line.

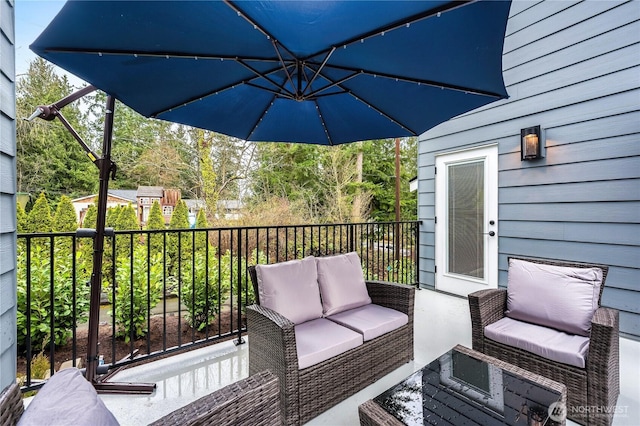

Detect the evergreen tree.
xmin=194 ymin=208 xmax=209 ymax=252
xmin=116 ymin=204 xmax=139 ymax=231
xmin=146 ymin=201 xmax=165 ymax=230
xmin=146 ymin=200 xmax=166 ymax=256
xmin=106 ymin=205 xmax=122 ymax=229
xmin=169 ymin=200 xmax=190 ymax=230
xmin=16 ymin=58 xmax=95 ymax=197
xmin=26 ymin=193 xmax=52 ymax=233
xmin=53 ymin=195 xmax=79 ymax=232
xmin=167 ymin=200 xmax=191 ymax=276
xmin=195 ymin=208 xmax=208 ymax=228
xmin=114 ymin=204 xmax=139 ymax=259
xmin=82 ymin=203 xmax=97 ymax=228
xmin=17 ymin=203 xmax=28 ymax=234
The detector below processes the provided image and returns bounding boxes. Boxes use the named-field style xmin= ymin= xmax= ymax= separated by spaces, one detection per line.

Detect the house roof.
xmin=72 ymin=190 xmax=136 ymax=204
xmin=109 ymin=189 xmax=137 ymax=202
xmin=218 ymin=200 xmax=244 ymax=210
xmin=183 ymin=199 xmax=206 ymax=209
xmin=137 ymin=186 xmax=164 ymax=197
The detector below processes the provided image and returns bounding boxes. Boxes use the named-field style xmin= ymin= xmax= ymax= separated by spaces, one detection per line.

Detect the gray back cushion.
xmin=506 ymin=258 xmax=602 ymax=336
xmin=316 ymin=252 xmax=371 ymax=316
xmin=255 ymin=256 xmax=323 ymax=324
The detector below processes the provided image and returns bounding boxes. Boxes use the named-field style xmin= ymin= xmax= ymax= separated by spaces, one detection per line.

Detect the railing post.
xmin=235 ymin=227 xmax=245 ymax=345
xmin=414 ymin=221 xmax=421 ymax=288
xmin=349 ymin=224 xmax=355 ymax=253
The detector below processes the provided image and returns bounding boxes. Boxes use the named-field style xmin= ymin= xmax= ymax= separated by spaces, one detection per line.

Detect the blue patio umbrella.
xmin=31 ymin=0 xmax=511 ymax=145
xmin=28 ymin=0 xmax=511 ymax=391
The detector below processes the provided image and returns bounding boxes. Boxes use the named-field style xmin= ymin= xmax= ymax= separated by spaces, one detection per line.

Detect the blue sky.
xmin=15 ymin=1 xmax=84 ymax=85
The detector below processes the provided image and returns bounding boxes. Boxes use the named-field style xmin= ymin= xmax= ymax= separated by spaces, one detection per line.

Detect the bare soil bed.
xmin=17 ymin=310 xmax=242 ymax=378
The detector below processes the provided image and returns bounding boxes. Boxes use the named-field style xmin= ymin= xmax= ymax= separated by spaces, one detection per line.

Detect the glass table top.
xmin=373 ymin=347 xmax=563 ymax=425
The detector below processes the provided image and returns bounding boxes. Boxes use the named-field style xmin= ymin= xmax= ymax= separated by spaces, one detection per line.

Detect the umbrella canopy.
xmin=31 ymin=0 xmax=511 ymax=145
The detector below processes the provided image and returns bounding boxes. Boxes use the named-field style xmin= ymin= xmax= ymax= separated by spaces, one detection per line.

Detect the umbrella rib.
xmin=301 ymin=47 xmax=336 ymax=97
xmin=271 ymin=40 xmax=297 ymax=98
xmin=304 ymin=71 xmax=360 ymax=99
xmin=150 ymin=61 xmax=293 ymax=117
xmin=321 ymin=63 xmax=505 ymax=99
xmin=226 ymin=0 xmax=299 ymax=61
xmin=236 ymin=58 xmax=296 ymax=99
xmin=313 ymin=100 xmax=335 ymax=146
xmin=36 ymin=47 xmax=281 ymax=64
xmin=302 ymin=0 xmax=475 ymax=62
xmin=245 ymin=93 xmax=278 ymax=142
xmin=245 ymin=82 xmax=296 ymax=101
xmin=349 ymin=91 xmax=419 ymax=136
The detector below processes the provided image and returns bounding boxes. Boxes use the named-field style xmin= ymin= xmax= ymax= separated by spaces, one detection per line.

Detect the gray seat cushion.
xmin=327 ymin=304 xmax=408 ymax=341
xmin=295 ymin=318 xmax=363 ymax=369
xmin=484 ymin=317 xmax=590 ymax=368
xmin=18 ymin=368 xmax=119 ymax=426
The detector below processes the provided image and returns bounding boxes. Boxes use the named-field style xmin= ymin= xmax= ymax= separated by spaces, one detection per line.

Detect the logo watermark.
xmin=548 ymin=402 xmax=567 ymax=422
xmin=549 ymin=402 xmax=629 ymax=421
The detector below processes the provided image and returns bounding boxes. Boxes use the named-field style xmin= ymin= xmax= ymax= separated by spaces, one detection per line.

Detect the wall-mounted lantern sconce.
xmin=521 ymin=125 xmax=543 ymax=160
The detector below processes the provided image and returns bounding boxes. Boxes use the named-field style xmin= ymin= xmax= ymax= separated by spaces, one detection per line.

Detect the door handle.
xmin=482 ymin=231 xmax=496 ymax=236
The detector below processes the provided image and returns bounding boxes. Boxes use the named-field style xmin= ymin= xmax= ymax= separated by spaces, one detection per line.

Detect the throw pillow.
xmin=255 ymin=256 xmax=323 ymax=324
xmin=316 ymin=252 xmax=372 ymax=316
xmin=17 ymin=368 xmax=119 ymax=426
xmin=505 ymin=258 xmax=603 ymax=336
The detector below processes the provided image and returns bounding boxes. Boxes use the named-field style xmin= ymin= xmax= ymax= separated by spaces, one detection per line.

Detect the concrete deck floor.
xmin=99 ymin=289 xmax=640 ymax=425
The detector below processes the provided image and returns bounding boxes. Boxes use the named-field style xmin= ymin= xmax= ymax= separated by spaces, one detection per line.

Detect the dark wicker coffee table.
xmin=359 ymin=345 xmax=567 ymax=426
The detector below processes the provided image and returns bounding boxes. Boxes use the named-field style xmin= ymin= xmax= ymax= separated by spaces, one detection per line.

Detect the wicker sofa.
xmin=248 ymin=254 xmax=415 ymax=426
xmin=1 ymin=369 xmax=280 ymax=426
xmin=469 ymin=256 xmax=619 ymax=426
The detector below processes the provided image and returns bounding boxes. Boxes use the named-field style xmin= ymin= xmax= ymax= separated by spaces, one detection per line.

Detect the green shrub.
xmin=181 ymin=247 xmax=231 ymax=331
xmin=30 ymin=352 xmax=51 ymax=379
xmin=16 ymin=244 xmax=91 ymax=352
xmin=110 ymin=245 xmax=163 ymax=342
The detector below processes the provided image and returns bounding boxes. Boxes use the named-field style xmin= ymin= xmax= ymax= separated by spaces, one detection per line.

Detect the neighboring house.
xmin=218 ymin=199 xmax=244 ymax=221
xmin=183 ymin=199 xmax=245 ymax=226
xmin=184 ymin=199 xmax=206 ymax=227
xmin=71 ymin=189 xmax=137 ymax=225
xmin=73 ymin=187 xmax=184 ymax=227
xmin=137 ymin=186 xmax=178 ymax=225
xmin=0 ymin=0 xmax=16 ymax=391
xmin=409 ymin=177 xmax=418 ymax=193
xmin=136 ymin=185 xmax=163 ymax=225
xmin=417 ymin=1 xmax=639 ymax=338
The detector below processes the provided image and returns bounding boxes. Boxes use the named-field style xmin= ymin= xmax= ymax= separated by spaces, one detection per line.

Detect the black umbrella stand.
xmin=28 ymin=86 xmax=155 ymax=394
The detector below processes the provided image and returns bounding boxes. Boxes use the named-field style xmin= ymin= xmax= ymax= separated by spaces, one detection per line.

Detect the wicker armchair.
xmin=469 ymin=256 xmax=619 ymax=426
xmin=1 ymin=370 xmax=280 ymax=426
xmin=248 ymin=265 xmax=415 ymax=426
xmin=0 ymin=382 xmax=23 ymax=426
xmin=150 ymin=369 xmax=281 ymax=426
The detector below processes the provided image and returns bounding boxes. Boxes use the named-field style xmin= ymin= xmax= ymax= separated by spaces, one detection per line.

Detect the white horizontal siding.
xmin=417 ymin=0 xmax=640 ymax=337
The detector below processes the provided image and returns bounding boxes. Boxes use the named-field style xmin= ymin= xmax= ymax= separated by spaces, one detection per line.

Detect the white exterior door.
xmin=435 ymin=145 xmax=498 ymax=296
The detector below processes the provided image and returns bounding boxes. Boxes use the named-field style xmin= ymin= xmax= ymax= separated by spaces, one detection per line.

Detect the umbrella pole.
xmin=84 ymin=95 xmax=115 ymax=384
xmin=28 ymin=89 xmax=155 ymax=394
xmin=89 ymin=96 xmax=154 ymax=393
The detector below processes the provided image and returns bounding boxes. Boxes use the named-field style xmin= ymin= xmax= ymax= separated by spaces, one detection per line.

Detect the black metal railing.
xmin=16 ymin=220 xmax=419 ymax=391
